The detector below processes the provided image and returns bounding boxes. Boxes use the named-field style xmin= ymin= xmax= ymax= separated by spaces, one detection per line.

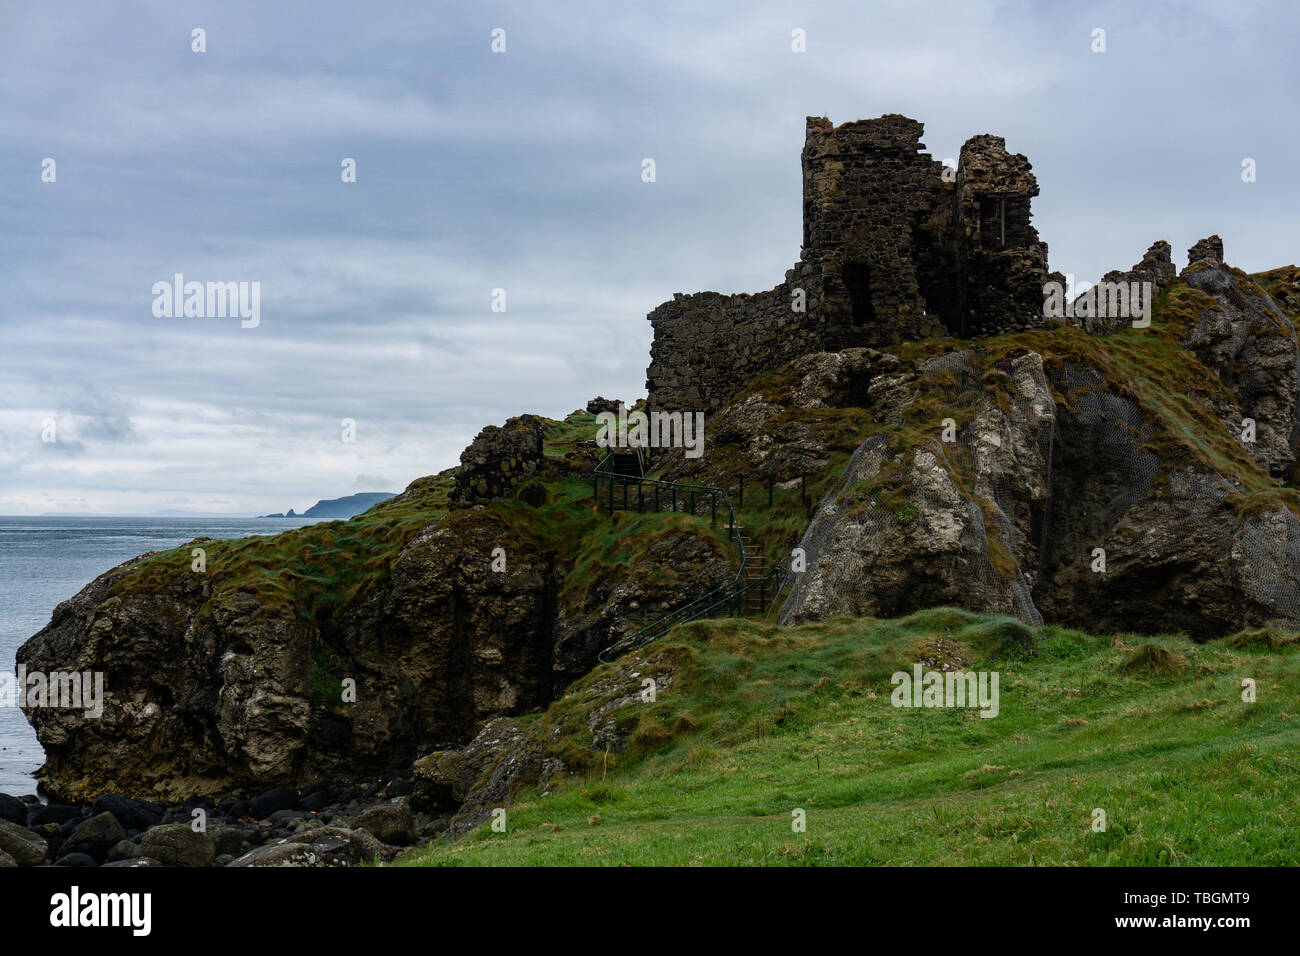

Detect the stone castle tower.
xmin=647 ymin=114 xmax=1058 ymax=412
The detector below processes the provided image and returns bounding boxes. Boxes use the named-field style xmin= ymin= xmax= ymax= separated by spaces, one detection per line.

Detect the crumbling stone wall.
xmin=800 ymin=114 xmax=952 ymax=348
xmin=585 ymin=396 xmax=623 ymax=416
xmin=451 ymin=415 xmax=547 ymax=506
xmin=953 ymin=133 xmax=1054 ymax=335
xmin=647 ymin=113 xmax=1056 ymax=413
xmin=1067 ymin=240 xmax=1176 ymax=335
xmin=1188 ymin=234 xmax=1225 ymax=266
xmin=645 ymin=286 xmax=804 ymax=411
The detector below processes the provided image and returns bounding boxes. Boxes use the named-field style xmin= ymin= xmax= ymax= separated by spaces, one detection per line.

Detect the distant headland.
xmin=260 ymin=492 xmax=396 ymax=520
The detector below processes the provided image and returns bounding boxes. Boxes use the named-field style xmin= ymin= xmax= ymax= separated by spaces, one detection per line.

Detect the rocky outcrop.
xmin=19 ymin=465 xmax=731 ymax=802
xmin=782 ymin=351 xmax=1054 ymax=625
xmin=410 ymin=642 xmax=686 ymax=835
xmin=1071 ymin=237 xmax=1300 ymax=477
xmin=653 ymin=235 xmax=1300 ymax=642
xmin=780 ymin=335 xmax=1300 ymax=638
xmin=16 ymin=108 xmax=1300 ymax=826
xmin=1177 ymin=239 xmax=1300 ymax=478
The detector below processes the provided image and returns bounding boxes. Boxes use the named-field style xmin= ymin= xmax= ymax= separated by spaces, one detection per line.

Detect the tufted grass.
xmin=398 ymin=607 xmax=1300 ymax=866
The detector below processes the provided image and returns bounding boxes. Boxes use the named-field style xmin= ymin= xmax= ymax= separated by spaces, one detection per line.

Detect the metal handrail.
xmin=593 ymin=454 xmax=724 ymax=496
xmin=606 ymin=565 xmax=790 ymax=660
xmin=593 ymin=452 xmax=748 ymax=662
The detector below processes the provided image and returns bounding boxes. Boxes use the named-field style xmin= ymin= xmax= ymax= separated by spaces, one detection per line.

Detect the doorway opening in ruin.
xmin=915 ymin=263 xmax=959 ymax=336
xmin=912 ymin=218 xmax=961 ymax=336
xmin=842 ymin=261 xmax=876 ymax=327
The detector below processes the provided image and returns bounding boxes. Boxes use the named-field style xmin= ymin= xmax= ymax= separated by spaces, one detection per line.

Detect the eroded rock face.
xmin=410 ymin=644 xmax=685 ymax=836
xmin=411 ymin=717 xmax=536 ymax=829
xmin=779 ymin=341 xmax=1300 ymax=639
xmin=782 ymin=352 xmax=1054 ymax=625
xmin=1178 ymin=246 xmax=1300 ymax=478
xmin=1036 ymin=462 xmax=1300 ymax=639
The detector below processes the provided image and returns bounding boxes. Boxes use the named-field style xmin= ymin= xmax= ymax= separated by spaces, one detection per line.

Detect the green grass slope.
xmin=398 ymin=608 xmax=1300 ymax=866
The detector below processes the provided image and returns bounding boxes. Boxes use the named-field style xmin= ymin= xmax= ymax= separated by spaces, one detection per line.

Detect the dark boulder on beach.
xmin=31 ymin=803 xmax=81 ymax=826
xmin=353 ymin=801 xmax=416 ymax=846
xmin=250 ymin=788 xmax=300 ymax=819
xmin=139 ymin=824 xmax=215 ymax=867
xmin=60 ymin=811 xmax=126 ymax=863
xmin=91 ymin=793 xmax=163 ymax=832
xmin=0 ymin=794 xmax=27 ymax=826
xmin=0 ymin=818 xmax=47 ymax=866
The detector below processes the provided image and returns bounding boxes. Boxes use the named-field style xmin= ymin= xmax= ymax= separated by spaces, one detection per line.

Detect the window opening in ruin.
xmin=978 ymin=197 xmax=1000 ymax=248
xmin=842 ymin=261 xmax=875 ymax=327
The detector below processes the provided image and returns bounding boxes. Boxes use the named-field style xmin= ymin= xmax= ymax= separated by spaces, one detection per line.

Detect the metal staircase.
xmin=592 ymin=453 xmax=789 ymax=662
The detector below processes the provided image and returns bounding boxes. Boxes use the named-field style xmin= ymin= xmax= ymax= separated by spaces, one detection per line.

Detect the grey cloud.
xmin=0 ymin=0 xmax=1296 ymax=513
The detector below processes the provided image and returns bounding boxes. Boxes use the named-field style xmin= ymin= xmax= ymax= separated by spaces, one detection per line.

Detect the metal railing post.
xmin=594 ymin=466 xmax=758 ymax=661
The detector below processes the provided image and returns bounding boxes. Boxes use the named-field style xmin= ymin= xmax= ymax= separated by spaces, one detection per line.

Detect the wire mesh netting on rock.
xmin=774 ymin=353 xmax=1193 ymax=628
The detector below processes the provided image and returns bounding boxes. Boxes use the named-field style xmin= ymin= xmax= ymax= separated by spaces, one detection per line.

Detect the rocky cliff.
xmin=651 ymin=240 xmax=1300 ymax=640
xmin=17 ymin=417 xmax=732 ymax=802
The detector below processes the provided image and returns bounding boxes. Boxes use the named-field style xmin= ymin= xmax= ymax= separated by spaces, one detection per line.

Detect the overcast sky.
xmin=1 ymin=0 xmax=1296 ymax=514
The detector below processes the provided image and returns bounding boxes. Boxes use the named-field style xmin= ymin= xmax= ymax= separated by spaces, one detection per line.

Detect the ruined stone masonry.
xmin=450 ymin=415 xmax=547 ymax=506
xmin=647 ymin=114 xmax=1058 ymax=413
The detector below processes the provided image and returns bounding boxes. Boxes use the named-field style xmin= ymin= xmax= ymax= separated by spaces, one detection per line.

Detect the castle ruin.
xmin=646 ymin=114 xmax=1059 ymax=413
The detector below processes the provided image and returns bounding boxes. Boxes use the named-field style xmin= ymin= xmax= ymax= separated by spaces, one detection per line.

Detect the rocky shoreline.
xmin=0 ymin=627 xmax=679 ymax=868
xmin=0 ymin=774 xmax=432 ymax=868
